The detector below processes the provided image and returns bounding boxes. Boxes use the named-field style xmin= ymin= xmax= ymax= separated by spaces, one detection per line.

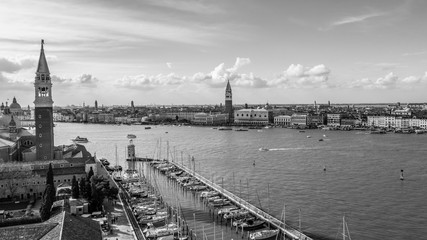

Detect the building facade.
xmin=234 ymin=109 xmax=272 ymax=125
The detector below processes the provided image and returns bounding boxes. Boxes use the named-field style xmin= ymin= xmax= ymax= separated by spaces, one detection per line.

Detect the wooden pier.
xmin=167 ymin=160 xmax=313 ymax=240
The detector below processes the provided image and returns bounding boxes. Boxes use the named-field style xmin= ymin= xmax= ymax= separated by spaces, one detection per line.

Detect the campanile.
xmin=34 ymin=40 xmax=54 ymax=160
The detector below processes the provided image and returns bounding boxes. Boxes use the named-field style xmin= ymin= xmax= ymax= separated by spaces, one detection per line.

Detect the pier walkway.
xmin=168 ymin=161 xmax=313 ymax=240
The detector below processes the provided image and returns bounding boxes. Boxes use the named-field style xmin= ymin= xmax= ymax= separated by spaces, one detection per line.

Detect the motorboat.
xmin=249 ymin=229 xmax=279 ymax=240
xmin=218 ymin=127 xmax=233 ymax=131
xmin=235 ymin=128 xmax=249 ymax=131
xmin=127 ymin=134 xmax=137 ymax=139
xmin=259 ymin=147 xmax=269 ymax=151
xmin=72 ymin=136 xmax=88 ymax=143
xmin=145 ymin=126 xmax=151 ymax=130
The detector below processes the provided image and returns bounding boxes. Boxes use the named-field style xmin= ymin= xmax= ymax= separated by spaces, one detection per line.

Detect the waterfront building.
xmin=225 ymin=80 xmax=234 ymax=123
xmin=290 ymin=113 xmax=312 ymax=128
xmin=234 ymin=108 xmax=272 ymax=125
xmin=327 ymin=113 xmax=341 ymax=127
xmin=192 ymin=112 xmax=229 ymax=125
xmin=274 ymin=115 xmax=291 ymax=126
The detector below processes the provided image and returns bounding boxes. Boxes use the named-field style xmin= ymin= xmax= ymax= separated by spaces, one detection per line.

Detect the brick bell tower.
xmin=225 ymin=79 xmax=233 ymax=123
xmin=34 ymin=40 xmax=54 ymax=161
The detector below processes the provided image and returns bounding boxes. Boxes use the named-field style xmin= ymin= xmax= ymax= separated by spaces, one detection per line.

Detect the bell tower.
xmin=34 ymin=39 xmax=54 ymax=161
xmin=225 ymin=80 xmax=233 ymax=123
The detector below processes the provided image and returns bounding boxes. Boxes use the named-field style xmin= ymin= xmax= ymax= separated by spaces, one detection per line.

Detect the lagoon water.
xmin=55 ymin=123 xmax=427 ymax=240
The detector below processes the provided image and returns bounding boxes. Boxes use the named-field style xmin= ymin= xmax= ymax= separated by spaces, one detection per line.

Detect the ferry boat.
xmin=72 ymin=136 xmax=88 ymax=143
xmin=127 ymin=134 xmax=137 ymax=139
xmin=249 ymin=229 xmax=279 ymax=240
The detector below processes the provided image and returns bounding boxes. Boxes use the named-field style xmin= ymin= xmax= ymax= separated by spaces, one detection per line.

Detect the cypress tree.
xmin=45 ymin=163 xmax=56 ymax=203
xmin=39 ymin=184 xmax=54 ymax=221
xmin=46 ymin=163 xmax=54 ymax=186
xmin=79 ymin=178 xmax=87 ymax=199
xmin=71 ymin=176 xmax=79 ymax=199
xmin=85 ymin=180 xmax=92 ymax=201
xmin=87 ymin=167 xmax=94 ymax=181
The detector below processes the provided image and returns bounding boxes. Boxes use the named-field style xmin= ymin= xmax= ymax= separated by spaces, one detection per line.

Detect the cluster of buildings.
xmin=0 ymin=40 xmax=96 ymax=202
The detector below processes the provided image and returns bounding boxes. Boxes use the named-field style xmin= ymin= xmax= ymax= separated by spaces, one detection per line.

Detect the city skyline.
xmin=1 ymin=0 xmax=427 ymax=107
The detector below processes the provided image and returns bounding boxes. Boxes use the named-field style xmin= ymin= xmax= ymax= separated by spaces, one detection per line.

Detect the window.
xmin=39 ymin=124 xmax=42 ymax=128
xmin=39 ymin=133 xmax=42 ymax=138
xmin=38 ymin=115 xmax=42 ymax=119
xmin=70 ymin=164 xmax=73 ymax=167
xmin=60 ymin=164 xmax=64 ymax=168
xmin=39 ymin=143 xmax=43 ymax=147
xmin=41 ymin=165 xmax=44 ymax=169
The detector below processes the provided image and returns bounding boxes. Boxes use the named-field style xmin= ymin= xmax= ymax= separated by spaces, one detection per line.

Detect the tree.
xmin=85 ymin=180 xmax=92 ymax=201
xmin=39 ymin=184 xmax=54 ymax=221
xmin=79 ymin=178 xmax=86 ymax=198
xmin=89 ymin=175 xmax=111 ymax=211
xmin=71 ymin=175 xmax=79 ymax=199
xmin=108 ymin=186 xmax=119 ymax=200
xmin=45 ymin=163 xmax=56 ymax=203
xmin=46 ymin=163 xmax=54 ymax=186
xmin=87 ymin=167 xmax=94 ymax=181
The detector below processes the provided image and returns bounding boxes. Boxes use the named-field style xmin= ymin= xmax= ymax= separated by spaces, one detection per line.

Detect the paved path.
xmin=95 ymin=198 xmax=137 ymax=240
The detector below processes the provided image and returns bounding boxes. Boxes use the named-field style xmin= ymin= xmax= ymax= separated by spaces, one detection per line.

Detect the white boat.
xmin=259 ymin=147 xmax=269 ymax=151
xmin=127 ymin=134 xmax=137 ymax=139
xmin=72 ymin=136 xmax=88 ymax=143
xmin=249 ymin=229 xmax=279 ymax=240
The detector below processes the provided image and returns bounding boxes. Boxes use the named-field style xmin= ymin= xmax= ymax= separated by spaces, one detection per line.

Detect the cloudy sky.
xmin=1 ymin=0 xmax=427 ymax=107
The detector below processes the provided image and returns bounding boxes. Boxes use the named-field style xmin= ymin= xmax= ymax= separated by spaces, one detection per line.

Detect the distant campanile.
xmin=225 ymin=80 xmax=233 ymax=123
xmin=34 ymin=40 xmax=54 ymax=160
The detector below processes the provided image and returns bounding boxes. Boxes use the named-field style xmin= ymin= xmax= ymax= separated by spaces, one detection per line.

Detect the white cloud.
xmin=401 ymin=76 xmax=420 ymax=84
xmin=0 ymin=56 xmax=37 ymax=73
xmin=115 ymin=73 xmax=186 ymax=89
xmin=271 ymin=64 xmax=331 ymax=88
xmin=350 ymin=72 xmax=398 ymax=89
xmin=192 ymin=57 xmax=254 ymax=88
xmin=332 ymin=12 xmax=386 ymax=26
xmin=52 ymin=74 xmax=99 ymax=88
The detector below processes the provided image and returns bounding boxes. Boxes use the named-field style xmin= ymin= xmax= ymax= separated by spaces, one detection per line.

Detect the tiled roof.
xmin=61 ymin=212 xmax=102 ymax=240
xmin=0 ymin=222 xmax=58 ymax=240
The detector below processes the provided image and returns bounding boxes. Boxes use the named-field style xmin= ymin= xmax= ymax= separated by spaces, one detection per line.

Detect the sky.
xmin=1 ymin=0 xmax=427 ymax=107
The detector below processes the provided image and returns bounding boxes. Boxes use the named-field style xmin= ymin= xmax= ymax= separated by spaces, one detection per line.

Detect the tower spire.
xmin=37 ymin=39 xmax=50 ymax=73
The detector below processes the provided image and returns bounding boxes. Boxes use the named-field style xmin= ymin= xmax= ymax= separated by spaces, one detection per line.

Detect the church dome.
xmin=9 ymin=116 xmax=16 ymax=127
xmin=9 ymin=97 xmax=22 ymax=110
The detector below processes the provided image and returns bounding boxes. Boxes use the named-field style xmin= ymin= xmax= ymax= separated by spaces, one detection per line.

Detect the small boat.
xmin=240 ymin=219 xmax=265 ymax=230
xmin=145 ymin=126 xmax=152 ymax=130
xmin=127 ymin=134 xmax=137 ymax=139
xmin=72 ymin=136 xmax=88 ymax=143
xmin=299 ymin=130 xmax=305 ymax=133
xmin=259 ymin=147 xmax=269 ymax=152
xmin=318 ymin=138 xmax=324 ymax=141
xmin=235 ymin=128 xmax=249 ymax=131
xmin=249 ymin=229 xmax=279 ymax=240
xmin=306 ymin=135 xmax=311 ymax=138
xmin=218 ymin=127 xmax=233 ymax=131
